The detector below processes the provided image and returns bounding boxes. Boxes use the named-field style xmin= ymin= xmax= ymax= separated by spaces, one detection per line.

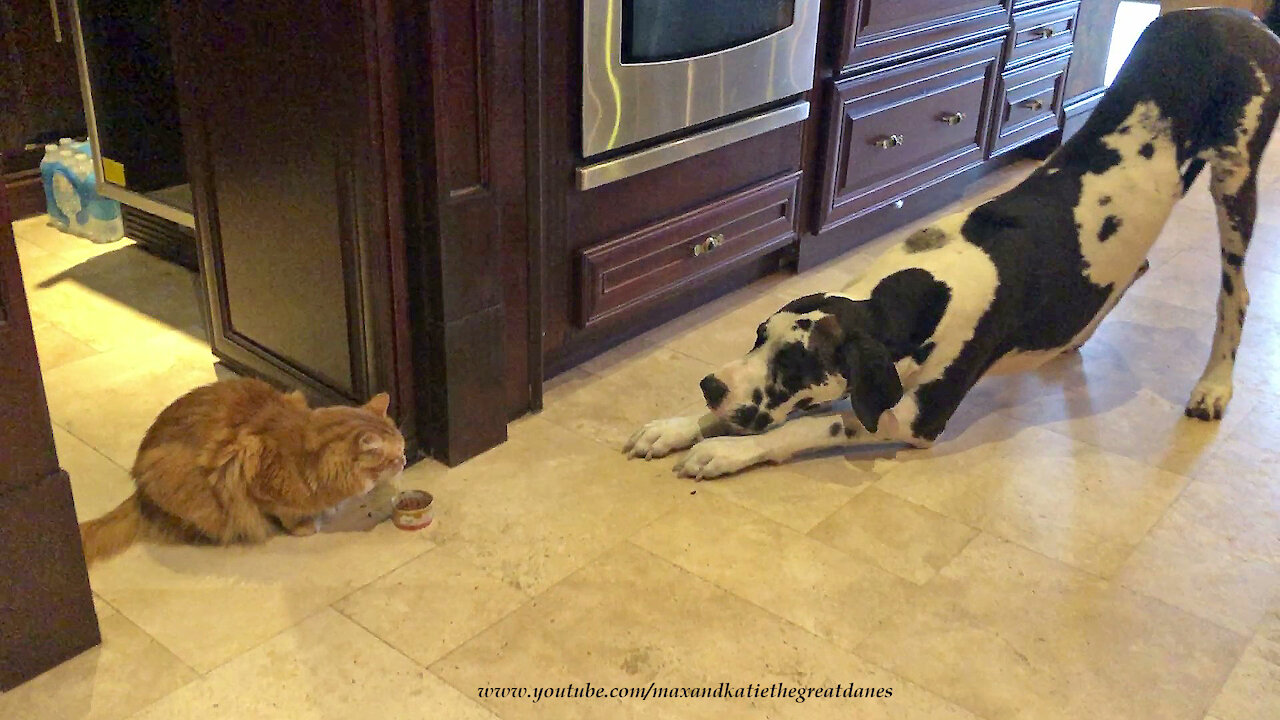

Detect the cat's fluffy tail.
xmin=79 ymin=493 xmax=143 ymax=565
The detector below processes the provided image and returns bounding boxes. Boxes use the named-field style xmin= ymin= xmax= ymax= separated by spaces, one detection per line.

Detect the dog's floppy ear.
xmin=839 ymin=332 xmax=903 ymax=434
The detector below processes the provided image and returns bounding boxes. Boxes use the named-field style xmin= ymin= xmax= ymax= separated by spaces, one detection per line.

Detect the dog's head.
xmin=699 ymin=294 xmax=903 ymax=434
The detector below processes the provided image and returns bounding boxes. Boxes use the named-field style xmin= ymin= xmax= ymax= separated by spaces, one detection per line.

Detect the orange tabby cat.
xmin=80 ymin=378 xmax=406 ymax=565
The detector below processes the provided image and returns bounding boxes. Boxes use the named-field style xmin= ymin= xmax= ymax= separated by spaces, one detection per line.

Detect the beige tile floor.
xmin=3 ymin=154 xmax=1279 ymax=719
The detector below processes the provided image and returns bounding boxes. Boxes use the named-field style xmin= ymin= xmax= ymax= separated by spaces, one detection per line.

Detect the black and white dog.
xmin=625 ymin=8 xmax=1280 ymax=479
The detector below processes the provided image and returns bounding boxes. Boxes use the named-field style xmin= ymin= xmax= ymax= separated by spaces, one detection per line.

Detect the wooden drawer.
xmin=577 ymin=173 xmax=799 ymax=328
xmin=819 ymin=37 xmax=1004 ymax=232
xmin=989 ymin=51 xmax=1071 ymax=156
xmin=1007 ymin=1 xmax=1079 ymax=67
xmin=840 ymin=0 xmax=1012 ymax=71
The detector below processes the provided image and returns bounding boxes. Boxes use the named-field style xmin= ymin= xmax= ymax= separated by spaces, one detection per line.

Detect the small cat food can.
xmin=392 ymin=490 xmax=434 ymax=531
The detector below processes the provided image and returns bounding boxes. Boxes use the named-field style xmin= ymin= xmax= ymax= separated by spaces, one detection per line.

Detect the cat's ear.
xmin=363 ymin=393 xmax=391 ymax=417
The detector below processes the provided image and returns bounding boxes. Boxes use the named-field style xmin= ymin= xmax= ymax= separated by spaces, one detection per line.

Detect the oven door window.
xmin=622 ymin=0 xmax=796 ymax=63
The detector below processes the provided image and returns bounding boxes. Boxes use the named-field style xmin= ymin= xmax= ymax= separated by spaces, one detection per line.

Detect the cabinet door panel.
xmin=841 ymin=0 xmax=1013 ymax=70
xmin=819 ymin=38 xmax=1004 ymax=232
xmin=171 ymin=0 xmax=401 ymax=405
xmin=989 ymin=52 xmax=1071 ymax=156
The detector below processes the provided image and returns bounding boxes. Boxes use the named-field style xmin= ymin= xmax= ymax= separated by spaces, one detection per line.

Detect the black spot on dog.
xmin=731 ymin=405 xmax=758 ymax=428
xmin=1098 ymin=216 xmax=1122 ymax=242
xmin=1232 ymin=348 xmax=1238 ymax=360
xmin=1225 ymin=252 xmax=1244 ymax=267
xmin=1139 ymin=142 xmax=1155 ymax=158
xmin=700 ymin=376 xmax=728 ymax=409
xmin=911 ymin=341 xmax=936 ymax=365
xmin=1117 ymin=125 xmax=1131 ymax=135
xmin=1098 ymin=195 xmax=1112 ymax=206
xmin=751 ymin=412 xmax=773 ymax=432
xmin=765 ymin=384 xmax=789 ymax=409
xmin=752 ymin=388 xmax=763 ymax=405
xmin=844 ymin=427 xmax=856 ymax=438
xmin=904 ymin=227 xmax=948 ymax=253
xmin=1238 ymin=308 xmax=1246 ymax=326
xmin=829 ymin=422 xmax=842 ymax=437
xmin=752 ymin=323 xmax=768 ymax=351
xmin=1223 ymin=272 xmax=1235 ymax=295
xmin=795 ymin=318 xmax=812 ymax=331
xmin=773 ymin=341 xmax=829 ymax=396
xmin=793 ymin=398 xmax=816 ymax=412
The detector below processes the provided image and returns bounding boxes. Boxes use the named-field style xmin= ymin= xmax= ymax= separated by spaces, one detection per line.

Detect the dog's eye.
xmin=795 ymin=318 xmax=812 ymax=331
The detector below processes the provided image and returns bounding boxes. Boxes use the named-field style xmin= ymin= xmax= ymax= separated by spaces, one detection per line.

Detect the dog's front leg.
xmin=625 ymin=413 xmax=732 ymax=459
xmin=674 ymin=409 xmax=921 ymax=480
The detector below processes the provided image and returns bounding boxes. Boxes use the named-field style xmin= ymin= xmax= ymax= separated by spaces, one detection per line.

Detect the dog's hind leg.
xmin=1187 ymin=150 xmax=1266 ymax=420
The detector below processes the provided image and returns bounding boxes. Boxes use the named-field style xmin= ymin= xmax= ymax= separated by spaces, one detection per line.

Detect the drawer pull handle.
xmin=1033 ymin=27 xmax=1057 ymax=39
xmin=1021 ymin=98 xmax=1045 ymax=111
xmin=938 ymin=112 xmax=966 ymax=126
xmin=871 ymin=134 xmax=905 ymax=149
xmin=692 ymin=233 xmax=725 ymax=257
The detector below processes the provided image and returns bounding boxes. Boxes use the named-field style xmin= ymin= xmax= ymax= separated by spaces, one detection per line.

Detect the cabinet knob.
xmin=1021 ymin=98 xmax=1045 ymax=111
xmin=938 ymin=112 xmax=966 ymax=126
xmin=692 ymin=233 xmax=725 ymax=257
xmin=1033 ymin=27 xmax=1057 ymax=39
xmin=871 ymin=134 xmax=905 ymax=150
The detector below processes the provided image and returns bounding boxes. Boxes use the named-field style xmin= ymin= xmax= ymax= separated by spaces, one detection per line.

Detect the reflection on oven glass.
xmin=622 ymin=0 xmax=796 ymax=63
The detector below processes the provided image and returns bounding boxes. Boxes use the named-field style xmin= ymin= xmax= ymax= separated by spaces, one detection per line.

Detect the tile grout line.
xmin=53 ymin=419 xmax=136 ymax=478
xmin=323 ymin=538 xmax=444 ymax=610
xmin=623 ymin=540 xmax=1004 ymax=720
xmin=327 ymin=603 xmax=513 ymax=719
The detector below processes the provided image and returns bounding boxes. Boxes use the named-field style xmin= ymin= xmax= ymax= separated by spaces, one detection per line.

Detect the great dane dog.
xmin=625 ymin=8 xmax=1280 ymax=479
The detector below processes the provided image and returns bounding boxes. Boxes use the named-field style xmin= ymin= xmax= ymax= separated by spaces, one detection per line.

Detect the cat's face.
xmin=308 ymin=393 xmax=407 ymax=502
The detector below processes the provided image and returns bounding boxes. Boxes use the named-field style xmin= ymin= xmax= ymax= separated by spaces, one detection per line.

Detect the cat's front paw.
xmin=285 ymin=516 xmax=319 ymax=536
xmin=673 ymin=436 xmax=767 ymax=480
xmin=624 ymin=416 xmax=704 ymax=459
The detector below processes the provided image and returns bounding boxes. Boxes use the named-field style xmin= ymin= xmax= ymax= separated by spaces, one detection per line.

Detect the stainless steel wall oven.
xmin=580 ymin=0 xmax=819 ymax=188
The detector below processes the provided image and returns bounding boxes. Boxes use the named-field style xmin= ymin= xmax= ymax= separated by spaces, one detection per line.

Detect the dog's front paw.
xmin=624 ymin=416 xmax=704 ymax=459
xmin=1185 ymin=381 xmax=1233 ymax=421
xmin=674 ymin=437 xmax=767 ymax=480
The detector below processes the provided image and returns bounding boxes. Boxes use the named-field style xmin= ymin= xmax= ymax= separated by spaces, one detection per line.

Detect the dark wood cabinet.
xmin=839 ymin=0 xmax=1014 ymax=71
xmin=1 ymin=0 xmax=87 ymax=219
xmin=818 ymin=37 xmax=1004 ymax=233
xmin=989 ymin=50 xmax=1072 ymax=156
xmin=0 ymin=160 xmax=99 ymax=690
xmin=399 ymin=0 xmax=531 ymax=462
xmin=0 ymin=0 xmax=85 ymax=152
xmin=1007 ymin=1 xmax=1080 ymax=66
xmin=577 ymin=172 xmax=800 ymax=328
xmin=170 ymin=0 xmax=415 ymax=435
xmin=165 ymin=0 xmax=530 ymax=466
xmin=798 ymin=0 xmax=1126 ymax=268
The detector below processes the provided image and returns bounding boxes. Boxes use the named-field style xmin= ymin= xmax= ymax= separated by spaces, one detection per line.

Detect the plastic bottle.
xmin=40 ymin=144 xmax=69 ymax=230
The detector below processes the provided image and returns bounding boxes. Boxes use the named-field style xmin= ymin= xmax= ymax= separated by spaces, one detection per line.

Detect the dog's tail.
xmin=1267 ymin=1 xmax=1280 ymax=38
xmin=79 ymin=492 xmax=144 ymax=566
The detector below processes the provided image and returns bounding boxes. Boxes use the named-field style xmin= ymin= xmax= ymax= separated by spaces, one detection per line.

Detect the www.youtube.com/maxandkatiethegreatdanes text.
xmin=477 ymin=682 xmax=894 ymax=704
